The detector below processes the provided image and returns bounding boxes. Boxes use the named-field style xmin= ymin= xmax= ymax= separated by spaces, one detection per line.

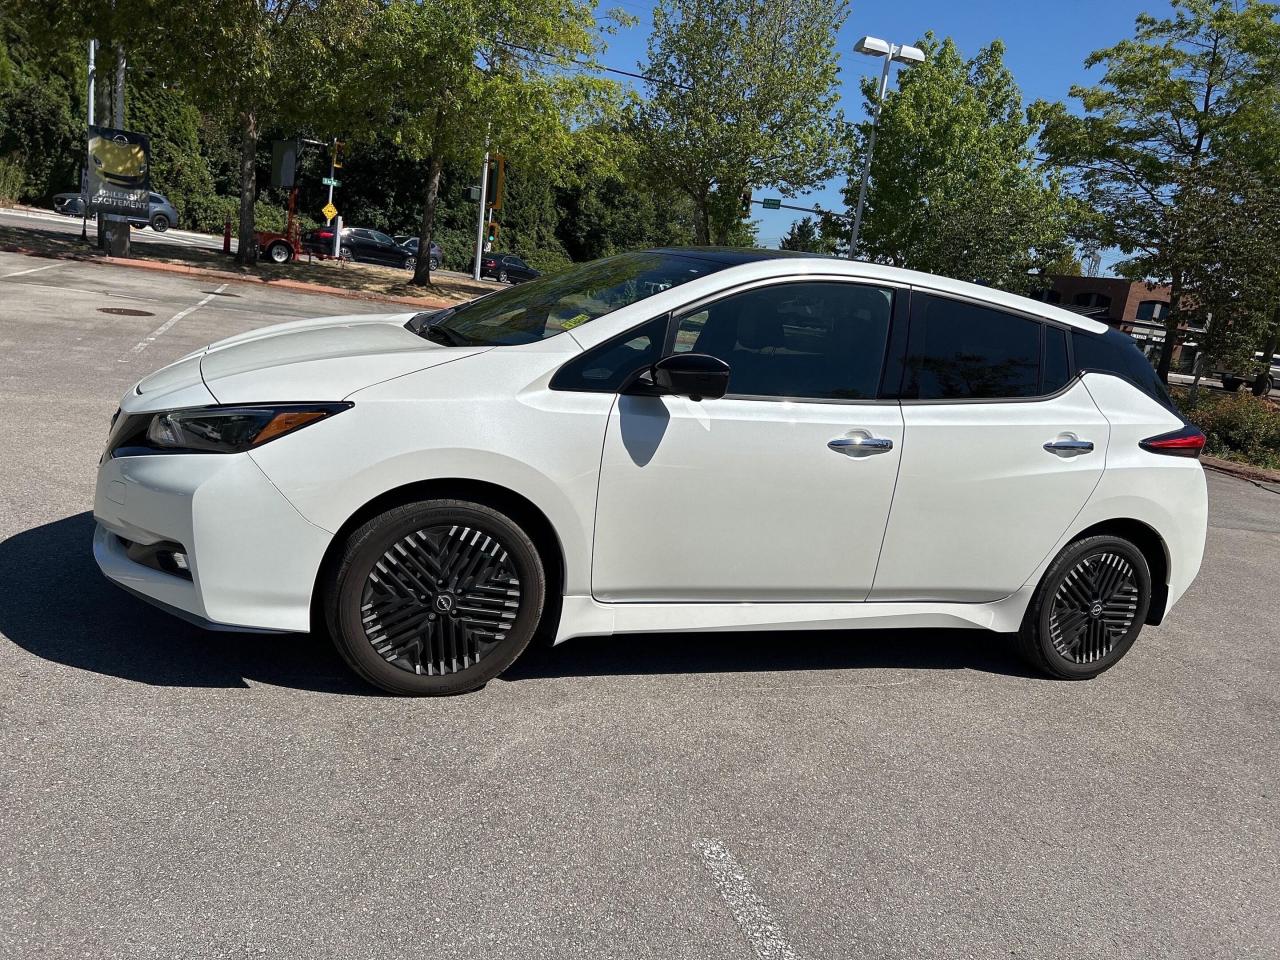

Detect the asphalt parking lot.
xmin=1 ymin=251 xmax=1278 ymax=959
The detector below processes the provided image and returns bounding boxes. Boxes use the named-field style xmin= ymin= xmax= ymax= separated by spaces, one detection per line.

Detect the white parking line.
xmin=123 ymin=282 xmax=228 ymax=360
xmin=1 ymin=262 xmax=60 ymax=279
xmin=696 ymin=839 xmax=799 ymax=960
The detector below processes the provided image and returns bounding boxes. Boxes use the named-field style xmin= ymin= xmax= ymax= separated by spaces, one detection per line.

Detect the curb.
xmin=0 ymin=243 xmax=458 ymax=310
xmin=1202 ymin=455 xmax=1280 ymax=484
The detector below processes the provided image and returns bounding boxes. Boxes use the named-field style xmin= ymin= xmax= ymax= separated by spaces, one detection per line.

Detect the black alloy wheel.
xmin=325 ymin=500 xmax=545 ymax=695
xmin=150 ymin=213 xmax=170 ymax=232
xmin=1017 ymin=535 xmax=1151 ymax=679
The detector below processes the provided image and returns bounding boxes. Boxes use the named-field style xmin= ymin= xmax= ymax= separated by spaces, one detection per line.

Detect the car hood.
xmin=124 ymin=311 xmax=487 ymax=411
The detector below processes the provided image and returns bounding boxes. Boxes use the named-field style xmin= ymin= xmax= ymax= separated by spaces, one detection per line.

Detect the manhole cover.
xmin=97 ymin=307 xmax=155 ymax=317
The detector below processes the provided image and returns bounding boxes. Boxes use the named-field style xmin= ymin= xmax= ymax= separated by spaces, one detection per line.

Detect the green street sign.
xmin=322 ymin=177 xmax=341 ymax=187
xmin=761 ymin=198 xmax=781 ymax=210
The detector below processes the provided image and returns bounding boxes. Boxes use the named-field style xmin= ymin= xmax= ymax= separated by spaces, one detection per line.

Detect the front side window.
xmin=411 ymin=251 xmax=729 ymax=347
xmin=905 ymin=295 xmax=1042 ymax=400
xmin=370 ymin=231 xmax=395 ymax=246
xmin=672 ymin=281 xmax=894 ymax=400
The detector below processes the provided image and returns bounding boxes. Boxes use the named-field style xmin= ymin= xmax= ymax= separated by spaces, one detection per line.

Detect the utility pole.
xmin=848 ymin=37 xmax=925 ymax=259
xmin=81 ymin=40 xmax=95 ymax=243
xmin=471 ymin=142 xmax=491 ymax=282
xmin=325 ymin=138 xmax=336 ymax=225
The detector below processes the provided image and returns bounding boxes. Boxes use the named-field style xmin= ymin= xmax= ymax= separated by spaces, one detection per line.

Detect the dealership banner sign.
xmin=84 ymin=126 xmax=151 ymax=217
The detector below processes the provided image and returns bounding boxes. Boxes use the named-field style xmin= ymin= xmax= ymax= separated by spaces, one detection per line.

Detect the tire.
xmin=404 ymin=256 xmax=417 ymax=273
xmin=499 ymin=269 xmax=509 ymax=283
xmin=150 ymin=213 xmax=169 ymax=232
xmin=429 ymin=256 xmax=440 ymax=271
xmin=1222 ymin=376 xmax=1242 ymax=392
xmin=324 ymin=499 xmax=546 ymax=695
xmin=266 ymin=241 xmax=292 ymax=264
xmin=1016 ymin=535 xmax=1152 ymax=680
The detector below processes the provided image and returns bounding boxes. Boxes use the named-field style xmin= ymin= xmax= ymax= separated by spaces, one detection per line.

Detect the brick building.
xmin=1029 ymin=275 xmax=1174 ymax=356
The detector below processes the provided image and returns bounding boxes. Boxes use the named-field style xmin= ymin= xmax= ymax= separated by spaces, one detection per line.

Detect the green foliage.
xmin=635 ymin=0 xmax=850 ymax=244
xmin=850 ymin=34 xmax=1077 ymax=293
xmin=778 ymin=215 xmax=840 ymax=255
xmin=1177 ymin=388 xmax=1280 ymax=469
xmin=1038 ymin=0 xmax=1280 ymax=378
xmin=0 ymin=21 xmax=82 ymax=203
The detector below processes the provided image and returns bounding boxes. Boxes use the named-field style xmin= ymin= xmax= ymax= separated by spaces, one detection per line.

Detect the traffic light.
xmin=332 ymin=140 xmax=345 ymax=169
xmin=740 ymin=188 xmax=752 ymax=218
xmin=486 ymin=220 xmax=499 ymax=245
xmin=485 ymin=155 xmax=506 ymax=212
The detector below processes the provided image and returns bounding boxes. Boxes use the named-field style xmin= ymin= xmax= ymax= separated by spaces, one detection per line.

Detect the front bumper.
xmin=93 ymin=451 xmax=333 ymax=632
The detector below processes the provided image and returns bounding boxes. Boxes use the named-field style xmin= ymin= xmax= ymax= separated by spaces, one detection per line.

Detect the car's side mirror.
xmin=649 ymin=353 xmax=731 ymax=401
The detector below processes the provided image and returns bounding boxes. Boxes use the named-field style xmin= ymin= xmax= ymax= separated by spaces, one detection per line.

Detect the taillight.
xmin=316 ymin=230 xmax=334 ymax=239
xmin=1140 ymin=425 xmax=1205 ymax=458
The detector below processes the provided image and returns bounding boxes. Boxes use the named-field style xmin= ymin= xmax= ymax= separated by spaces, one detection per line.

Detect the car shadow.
xmin=506 ymin=626 xmax=1039 ymax=683
xmin=2 ymin=513 xmax=1038 ymax=693
xmin=0 ymin=512 xmax=370 ymax=694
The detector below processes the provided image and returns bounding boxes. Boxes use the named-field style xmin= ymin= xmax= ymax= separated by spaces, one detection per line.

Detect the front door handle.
xmin=828 ymin=435 xmax=894 ymax=455
xmin=1043 ymin=438 xmax=1095 ymax=454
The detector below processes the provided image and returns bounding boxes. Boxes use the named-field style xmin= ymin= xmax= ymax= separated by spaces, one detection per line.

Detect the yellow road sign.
xmin=321 ymin=202 xmax=338 ymax=221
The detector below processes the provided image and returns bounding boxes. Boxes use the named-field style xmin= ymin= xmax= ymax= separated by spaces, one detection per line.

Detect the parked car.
xmin=93 ymin=248 xmax=1207 ymax=696
xmin=52 ymin=191 xmax=178 ymax=232
xmin=303 ymin=226 xmax=415 ymax=270
xmin=394 ymin=237 xmax=442 ymax=270
xmin=478 ymin=252 xmax=539 ymax=283
xmin=1213 ymin=352 xmax=1279 ymax=393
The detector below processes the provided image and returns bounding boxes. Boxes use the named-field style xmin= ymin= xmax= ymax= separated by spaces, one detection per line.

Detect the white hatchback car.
xmin=94 ymin=249 xmax=1208 ymax=694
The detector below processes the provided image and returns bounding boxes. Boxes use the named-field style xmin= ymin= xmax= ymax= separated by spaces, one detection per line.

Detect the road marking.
xmin=1 ymin=262 xmax=59 ymax=279
xmin=696 ymin=839 xmax=798 ymax=960
xmin=123 ymin=282 xmax=228 ymax=359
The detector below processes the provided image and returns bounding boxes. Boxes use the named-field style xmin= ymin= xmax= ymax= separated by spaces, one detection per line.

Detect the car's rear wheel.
xmin=150 ymin=213 xmax=169 ymax=232
xmin=324 ymin=499 xmax=545 ymax=695
xmin=266 ymin=241 xmax=293 ymax=264
xmin=429 ymin=256 xmax=440 ymax=271
xmin=1016 ymin=534 xmax=1152 ymax=680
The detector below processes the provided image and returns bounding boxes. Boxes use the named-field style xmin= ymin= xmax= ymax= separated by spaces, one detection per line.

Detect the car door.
xmin=509 ymin=256 xmax=532 ymax=281
xmin=869 ymin=291 xmax=1109 ymax=602
xmin=591 ymin=279 xmax=906 ymax=602
xmin=367 ymin=230 xmax=401 ymax=266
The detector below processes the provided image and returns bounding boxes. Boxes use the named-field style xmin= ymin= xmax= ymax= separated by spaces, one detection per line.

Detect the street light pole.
xmin=847 ymin=36 xmax=925 ymax=260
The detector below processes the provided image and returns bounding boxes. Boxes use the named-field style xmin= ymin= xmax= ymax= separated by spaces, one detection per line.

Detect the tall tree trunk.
xmin=410 ymin=154 xmax=444 ymax=286
xmin=1251 ymin=304 xmax=1280 ymax=396
xmin=236 ymin=109 xmax=258 ymax=266
xmin=1156 ymin=270 xmax=1183 ymax=384
xmin=693 ymin=192 xmax=710 ymax=245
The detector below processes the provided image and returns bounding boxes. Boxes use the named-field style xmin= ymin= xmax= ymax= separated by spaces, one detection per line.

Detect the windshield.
xmin=410 ymin=251 xmax=728 ymax=346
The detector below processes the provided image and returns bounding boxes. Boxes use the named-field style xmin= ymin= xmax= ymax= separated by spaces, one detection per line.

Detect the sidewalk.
xmin=0 ymin=205 xmax=500 ymax=308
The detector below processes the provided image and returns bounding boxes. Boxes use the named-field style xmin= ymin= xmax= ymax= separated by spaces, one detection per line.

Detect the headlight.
xmin=109 ymin=403 xmax=352 ymax=457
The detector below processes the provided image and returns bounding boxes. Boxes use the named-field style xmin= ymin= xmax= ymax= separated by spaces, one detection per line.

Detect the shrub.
xmin=0 ymin=156 xmax=24 ymax=203
xmin=1176 ymin=388 xmax=1280 ymax=469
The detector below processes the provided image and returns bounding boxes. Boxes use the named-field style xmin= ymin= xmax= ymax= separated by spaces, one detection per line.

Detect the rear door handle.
xmin=1043 ymin=438 xmax=1094 ymax=454
xmin=828 ymin=436 xmax=894 ymax=455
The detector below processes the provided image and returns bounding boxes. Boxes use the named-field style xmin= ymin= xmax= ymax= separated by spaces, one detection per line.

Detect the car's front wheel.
xmin=324 ymin=499 xmax=546 ymax=695
xmin=1016 ymin=534 xmax=1152 ymax=679
xmin=150 ymin=213 xmax=170 ymax=232
xmin=266 ymin=241 xmax=293 ymax=264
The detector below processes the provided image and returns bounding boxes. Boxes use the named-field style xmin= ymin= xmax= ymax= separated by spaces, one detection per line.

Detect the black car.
xmin=478 ymin=253 xmax=539 ymax=283
xmin=303 ymin=226 xmax=415 ymax=270
xmin=394 ymin=236 xmax=443 ymax=270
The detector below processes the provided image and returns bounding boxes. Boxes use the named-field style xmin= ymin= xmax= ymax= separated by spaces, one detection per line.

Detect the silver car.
xmin=52 ymin=191 xmax=179 ymax=232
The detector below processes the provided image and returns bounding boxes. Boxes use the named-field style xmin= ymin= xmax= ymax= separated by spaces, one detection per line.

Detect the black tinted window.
xmin=672 ymin=282 xmax=893 ymax=400
xmin=905 ymin=296 xmax=1041 ymax=400
xmin=1073 ymin=328 xmax=1177 ymax=412
xmin=550 ymin=316 xmax=667 ymax=392
xmin=1042 ymin=325 xmax=1070 ymax=393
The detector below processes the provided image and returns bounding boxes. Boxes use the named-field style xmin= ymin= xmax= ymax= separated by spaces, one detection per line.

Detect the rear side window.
xmin=904 ymin=295 xmax=1042 ymax=400
xmin=1042 ymin=325 xmax=1070 ymax=394
xmin=1073 ymin=328 xmax=1177 ymax=412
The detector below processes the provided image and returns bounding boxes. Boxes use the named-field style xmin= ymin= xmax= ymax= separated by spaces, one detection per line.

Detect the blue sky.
xmin=598 ymin=0 xmax=1170 ymax=260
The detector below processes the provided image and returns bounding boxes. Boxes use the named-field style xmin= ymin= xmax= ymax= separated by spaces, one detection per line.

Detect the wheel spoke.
xmin=1048 ymin=551 xmax=1140 ymax=665
xmin=360 ymin=521 xmax=522 ymax=677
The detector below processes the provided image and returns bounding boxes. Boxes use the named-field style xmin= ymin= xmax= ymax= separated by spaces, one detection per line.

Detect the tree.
xmin=778 ymin=215 xmax=839 ymax=254
xmin=1039 ymin=0 xmax=1280 ymax=381
xmin=343 ymin=0 xmax=608 ymax=285
xmin=848 ymin=35 xmax=1077 ymax=294
xmin=634 ymin=0 xmax=850 ymax=245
